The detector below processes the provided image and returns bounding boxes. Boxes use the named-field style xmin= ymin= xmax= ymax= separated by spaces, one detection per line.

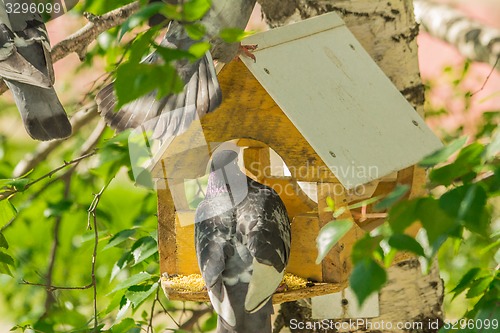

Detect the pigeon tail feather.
xmin=6 ymin=80 xmax=72 ymax=140
xmin=216 ymin=283 xmax=273 ymax=333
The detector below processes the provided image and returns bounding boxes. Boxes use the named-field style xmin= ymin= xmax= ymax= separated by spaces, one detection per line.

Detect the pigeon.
xmin=195 ymin=149 xmax=291 ymax=333
xmin=0 ymin=0 xmax=72 ymax=141
xmin=96 ymin=0 xmax=257 ymax=137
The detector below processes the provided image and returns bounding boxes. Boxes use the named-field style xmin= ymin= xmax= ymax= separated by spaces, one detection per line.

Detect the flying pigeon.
xmin=96 ymin=0 xmax=257 ymax=137
xmin=195 ymin=149 xmax=291 ymax=333
xmin=0 ymin=0 xmax=72 ymax=141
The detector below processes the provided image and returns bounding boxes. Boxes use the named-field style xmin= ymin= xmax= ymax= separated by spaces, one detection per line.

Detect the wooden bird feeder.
xmin=145 ymin=12 xmax=442 ymax=304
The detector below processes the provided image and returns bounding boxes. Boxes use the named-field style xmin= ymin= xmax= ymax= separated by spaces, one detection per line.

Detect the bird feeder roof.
xmin=238 ymin=12 xmax=442 ymax=189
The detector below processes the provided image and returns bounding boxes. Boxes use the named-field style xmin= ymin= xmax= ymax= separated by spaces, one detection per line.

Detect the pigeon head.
xmin=210 ymin=150 xmax=238 ymax=172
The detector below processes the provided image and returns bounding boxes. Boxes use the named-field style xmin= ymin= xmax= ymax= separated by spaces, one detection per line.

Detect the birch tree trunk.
xmin=256 ymin=1 xmax=444 ymax=332
xmin=414 ymin=0 xmax=500 ymax=71
xmin=259 ymin=0 xmax=425 ymax=116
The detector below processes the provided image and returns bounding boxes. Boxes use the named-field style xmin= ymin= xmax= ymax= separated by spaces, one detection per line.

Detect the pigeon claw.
xmin=275 ymin=281 xmax=289 ymax=293
xmin=238 ymin=44 xmax=258 ymax=62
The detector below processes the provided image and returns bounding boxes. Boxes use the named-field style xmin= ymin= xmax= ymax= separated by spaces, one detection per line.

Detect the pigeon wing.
xmin=242 ymin=184 xmax=291 ymax=313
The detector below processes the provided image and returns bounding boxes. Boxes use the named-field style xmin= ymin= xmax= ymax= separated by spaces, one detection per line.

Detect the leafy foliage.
xmin=321 ymin=57 xmax=500 ymax=323
xmin=332 ymin=127 xmax=498 ymax=325
xmin=316 ymin=87 xmax=499 ymax=323
xmin=0 ymin=2 xmax=216 ymax=330
xmin=0 ymin=0 xmax=498 ymax=332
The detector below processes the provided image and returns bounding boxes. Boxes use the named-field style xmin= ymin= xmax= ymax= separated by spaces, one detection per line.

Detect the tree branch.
xmin=0 ymin=150 xmax=97 ymax=201
xmin=42 ymin=177 xmax=70 ymax=315
xmin=20 ymin=279 xmax=93 ymax=291
xmin=87 ymin=182 xmax=111 ymax=332
xmin=414 ymin=0 xmax=500 ymax=71
xmin=178 ymin=307 xmax=213 ymax=331
xmin=0 ymin=1 xmax=141 ymax=95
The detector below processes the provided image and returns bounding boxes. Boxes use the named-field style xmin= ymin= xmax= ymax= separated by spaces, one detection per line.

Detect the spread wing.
xmin=96 ymin=21 xmax=222 ymax=133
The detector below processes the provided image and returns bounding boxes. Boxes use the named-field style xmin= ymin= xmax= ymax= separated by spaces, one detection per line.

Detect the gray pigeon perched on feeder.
xmin=0 ymin=0 xmax=72 ymax=141
xmin=195 ymin=149 xmax=291 ymax=333
xmin=96 ymin=0 xmax=257 ymax=136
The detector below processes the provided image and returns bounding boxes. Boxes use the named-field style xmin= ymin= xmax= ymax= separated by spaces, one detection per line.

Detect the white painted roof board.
xmin=240 ymin=12 xmax=443 ymax=189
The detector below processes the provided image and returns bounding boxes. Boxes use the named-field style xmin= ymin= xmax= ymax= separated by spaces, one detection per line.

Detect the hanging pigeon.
xmin=96 ymin=0 xmax=257 ymax=137
xmin=195 ymin=149 xmax=291 ymax=333
xmin=0 ymin=0 xmax=72 ymax=141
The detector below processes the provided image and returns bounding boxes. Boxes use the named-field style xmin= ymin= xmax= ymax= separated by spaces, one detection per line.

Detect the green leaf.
xmin=332 ymin=207 xmax=346 ymax=219
xmin=156 ymin=44 xmax=196 ymax=62
xmin=182 ymin=0 xmax=211 ymax=22
xmin=111 ymin=318 xmax=137 ymax=333
xmin=184 ymin=23 xmax=207 ymax=41
xmin=315 ymin=220 xmax=353 ymax=264
xmin=374 ymin=184 xmax=409 ymax=211
xmin=219 ymin=28 xmax=254 ymax=43
xmin=417 ymin=198 xmax=457 ymax=246
xmin=43 ymin=199 xmax=73 ymax=218
xmin=347 ymin=196 xmax=382 ymax=210
xmin=419 ymin=136 xmax=467 ymax=167
xmin=485 ymin=129 xmax=500 ymax=160
xmin=387 ymin=234 xmax=425 ymax=257
xmin=119 ymin=2 xmax=165 ymax=40
xmin=93 ymin=131 xmax=132 ymax=183
xmin=350 ymin=258 xmax=387 ymax=305
xmin=201 ymin=313 xmax=218 ymax=331
xmin=0 ymin=178 xmax=28 ymax=189
xmin=0 ymin=200 xmax=17 ymax=225
xmin=111 ymin=251 xmax=133 ymax=281
xmin=116 ymin=298 xmax=132 ymax=323
xmin=3 ymin=178 xmax=30 ymax=191
xmin=125 ymin=282 xmax=158 ymax=308
xmin=458 ymin=184 xmax=489 ymax=235
xmin=0 ymin=232 xmax=8 ymax=249
xmin=105 ymin=293 xmax=127 ymax=315
xmin=111 ymin=272 xmax=152 ymax=293
xmin=387 ymin=199 xmax=419 ymax=233
xmin=440 ymin=184 xmax=489 ymax=236
xmin=0 ymin=262 xmax=12 ymax=277
xmin=127 ymin=28 xmax=160 ymax=63
xmin=50 ymin=309 xmax=88 ymax=330
xmin=325 ymin=196 xmax=335 ymax=211
xmin=104 ymin=229 xmax=137 ymax=250
xmin=351 ymin=234 xmax=384 ymax=264
xmin=114 ymin=60 xmax=185 ymax=110
xmin=450 ymin=267 xmax=481 ymax=298
xmin=188 ymin=42 xmax=211 ymax=58
xmin=0 ymin=251 xmax=14 ymax=266
xmin=475 ymin=299 xmax=500 ymax=333
xmin=131 ymin=236 xmax=158 ymax=265
xmin=429 ymin=143 xmax=485 ymax=186
xmin=158 ymin=0 xmax=211 ymax=22
xmin=466 ymin=276 xmax=494 ymax=299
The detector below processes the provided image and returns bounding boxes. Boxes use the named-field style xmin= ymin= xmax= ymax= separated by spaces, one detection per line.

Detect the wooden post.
xmin=317 ymin=182 xmax=364 ymax=283
xmin=157 ymin=178 xmax=179 ymax=276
